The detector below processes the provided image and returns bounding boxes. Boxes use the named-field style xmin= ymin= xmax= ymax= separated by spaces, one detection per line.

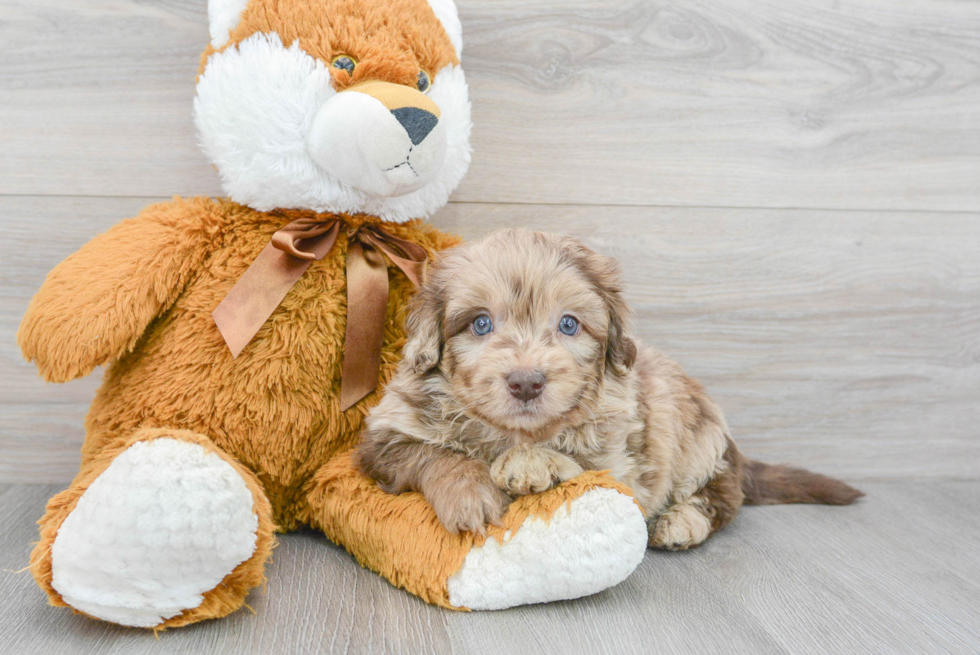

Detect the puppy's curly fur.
xmin=358 ymin=229 xmax=863 ymax=547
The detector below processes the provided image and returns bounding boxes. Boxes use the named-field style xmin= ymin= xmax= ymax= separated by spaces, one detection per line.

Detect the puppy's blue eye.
xmin=472 ymin=315 xmax=493 ymax=336
xmin=558 ymin=315 xmax=579 ymax=336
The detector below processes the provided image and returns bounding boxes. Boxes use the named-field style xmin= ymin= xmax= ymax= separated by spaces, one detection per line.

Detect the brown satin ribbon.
xmin=212 ymin=216 xmax=427 ymax=411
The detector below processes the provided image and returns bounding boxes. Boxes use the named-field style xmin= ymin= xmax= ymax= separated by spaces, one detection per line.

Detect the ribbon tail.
xmin=213 ymin=243 xmax=316 ymax=358
xmin=213 ymin=221 xmax=341 ymax=359
xmin=340 ymin=239 xmax=391 ymax=411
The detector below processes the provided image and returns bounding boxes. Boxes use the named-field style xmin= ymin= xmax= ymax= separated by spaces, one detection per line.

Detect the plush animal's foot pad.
xmin=446 ymin=487 xmax=647 ymax=610
xmin=50 ymin=438 xmax=259 ymax=627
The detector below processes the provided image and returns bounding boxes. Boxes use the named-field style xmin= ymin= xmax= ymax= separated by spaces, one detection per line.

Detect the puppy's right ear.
xmin=402 ymin=283 xmax=444 ymax=375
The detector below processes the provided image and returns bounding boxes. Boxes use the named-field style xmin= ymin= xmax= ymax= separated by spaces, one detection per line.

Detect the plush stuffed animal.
xmin=18 ymin=0 xmax=648 ymax=628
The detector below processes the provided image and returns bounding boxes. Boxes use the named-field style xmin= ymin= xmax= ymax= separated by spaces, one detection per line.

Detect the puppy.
xmin=358 ymin=229 xmax=862 ymax=549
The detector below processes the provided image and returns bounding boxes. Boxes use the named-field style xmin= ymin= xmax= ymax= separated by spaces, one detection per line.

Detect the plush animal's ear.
xmin=425 ymin=0 xmax=463 ymax=58
xmin=561 ymin=237 xmax=637 ymax=374
xmin=208 ymin=0 xmax=250 ymax=48
xmin=402 ymin=280 xmax=445 ymax=375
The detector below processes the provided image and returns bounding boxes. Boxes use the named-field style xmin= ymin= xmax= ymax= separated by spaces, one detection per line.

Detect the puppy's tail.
xmin=741 ymin=460 xmax=864 ymax=506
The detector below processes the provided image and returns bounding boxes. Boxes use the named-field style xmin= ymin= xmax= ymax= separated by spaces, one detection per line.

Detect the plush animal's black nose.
xmin=506 ymin=370 xmax=546 ymax=402
xmin=391 ymin=107 xmax=438 ymax=145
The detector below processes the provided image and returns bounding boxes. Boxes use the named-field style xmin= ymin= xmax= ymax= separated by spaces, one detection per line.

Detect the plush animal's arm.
xmin=18 ymin=199 xmax=222 ymax=382
xmin=309 ymin=450 xmax=650 ymax=611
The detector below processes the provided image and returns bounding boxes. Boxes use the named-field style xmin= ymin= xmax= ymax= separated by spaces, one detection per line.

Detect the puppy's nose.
xmin=506 ymin=370 xmax=546 ymax=401
xmin=391 ymin=107 xmax=438 ymax=145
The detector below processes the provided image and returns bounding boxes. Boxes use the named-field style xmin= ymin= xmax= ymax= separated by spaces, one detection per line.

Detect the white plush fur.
xmin=446 ymin=488 xmax=648 ymax=610
xmin=208 ymin=0 xmax=250 ymax=48
xmin=50 ymin=439 xmax=259 ymax=628
xmin=425 ymin=0 xmax=463 ymax=57
xmin=194 ymin=32 xmax=471 ymax=222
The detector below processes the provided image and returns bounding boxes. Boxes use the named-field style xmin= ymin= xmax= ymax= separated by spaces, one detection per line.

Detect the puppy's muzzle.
xmin=507 ymin=369 xmax=546 ymax=402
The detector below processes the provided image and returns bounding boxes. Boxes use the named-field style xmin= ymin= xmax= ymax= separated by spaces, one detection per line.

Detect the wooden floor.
xmin=1 ymin=481 xmax=978 ymax=655
xmin=1 ymin=0 xmax=978 ymax=653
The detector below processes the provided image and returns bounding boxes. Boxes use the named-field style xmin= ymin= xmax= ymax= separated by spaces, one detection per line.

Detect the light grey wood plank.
xmin=0 ymin=0 xmax=212 ymax=198
xmin=0 ymin=398 xmax=101 ymax=484
xmin=3 ymin=483 xmax=980 ymax=654
xmin=459 ymin=0 xmax=980 ymax=211
xmin=233 ymin=530 xmax=452 ymax=655
xmin=444 ymin=548 xmax=788 ymax=655
xmin=1 ymin=0 xmax=978 ymax=211
xmin=695 ymin=482 xmax=980 ymax=655
xmin=2 ymin=197 xmax=978 ymax=483
xmin=865 ymin=481 xmax=980 ymax=573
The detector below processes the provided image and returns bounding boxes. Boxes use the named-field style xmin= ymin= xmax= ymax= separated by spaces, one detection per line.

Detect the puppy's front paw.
xmin=491 ymin=445 xmax=584 ymax=496
xmin=425 ymin=459 xmax=510 ymax=535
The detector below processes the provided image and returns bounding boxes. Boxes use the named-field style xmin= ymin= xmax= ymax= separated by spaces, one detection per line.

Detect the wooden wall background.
xmin=1 ymin=0 xmax=977 ymax=483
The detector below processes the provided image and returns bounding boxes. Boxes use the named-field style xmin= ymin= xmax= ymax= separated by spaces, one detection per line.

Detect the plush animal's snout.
xmin=507 ymin=369 xmax=546 ymax=402
xmin=392 ymin=107 xmax=439 ymax=145
xmin=306 ymin=80 xmax=447 ymax=198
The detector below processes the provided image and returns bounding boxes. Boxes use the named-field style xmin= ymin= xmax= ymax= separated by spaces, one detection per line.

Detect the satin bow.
xmin=212 ymin=215 xmax=427 ymax=410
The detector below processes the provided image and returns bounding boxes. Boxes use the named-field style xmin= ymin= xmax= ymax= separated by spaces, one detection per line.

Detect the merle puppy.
xmin=358 ymin=229 xmax=862 ymax=548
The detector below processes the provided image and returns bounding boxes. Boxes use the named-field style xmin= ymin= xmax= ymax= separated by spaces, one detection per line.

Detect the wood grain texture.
xmin=459 ymin=0 xmax=980 ymax=211
xmin=442 ymin=548 xmax=788 ymax=655
xmin=1 ymin=0 xmax=978 ymax=210
xmin=1 ymin=482 xmax=978 ymax=654
xmin=699 ymin=485 xmax=980 ymax=655
xmin=4 ymin=196 xmax=976 ymax=483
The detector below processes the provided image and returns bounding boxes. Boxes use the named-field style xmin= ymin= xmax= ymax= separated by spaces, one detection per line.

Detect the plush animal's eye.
xmin=558 ymin=315 xmax=580 ymax=336
xmin=416 ymin=70 xmax=431 ymax=93
xmin=331 ymin=56 xmax=356 ymax=75
xmin=472 ymin=315 xmax=493 ymax=336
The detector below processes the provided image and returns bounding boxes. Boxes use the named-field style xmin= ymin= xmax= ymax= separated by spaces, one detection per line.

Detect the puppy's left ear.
xmin=402 ymin=280 xmax=445 ymax=375
xmin=563 ymin=238 xmax=637 ymax=374
xmin=604 ymin=284 xmax=638 ymax=374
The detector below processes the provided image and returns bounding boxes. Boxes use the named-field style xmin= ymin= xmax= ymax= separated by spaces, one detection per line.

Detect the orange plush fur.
xmin=200 ymin=0 xmax=459 ymax=84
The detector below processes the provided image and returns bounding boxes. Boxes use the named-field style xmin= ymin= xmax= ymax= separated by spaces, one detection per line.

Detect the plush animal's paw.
xmin=490 ymin=445 xmax=584 ymax=496
xmin=49 ymin=438 xmax=260 ymax=627
xmin=426 ymin=459 xmax=510 ymax=536
xmin=447 ymin=484 xmax=648 ymax=610
xmin=648 ymin=501 xmax=713 ymax=551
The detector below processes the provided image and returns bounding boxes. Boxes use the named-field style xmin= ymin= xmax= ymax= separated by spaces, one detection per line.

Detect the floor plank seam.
xmin=0 ymin=192 xmax=977 ymax=216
